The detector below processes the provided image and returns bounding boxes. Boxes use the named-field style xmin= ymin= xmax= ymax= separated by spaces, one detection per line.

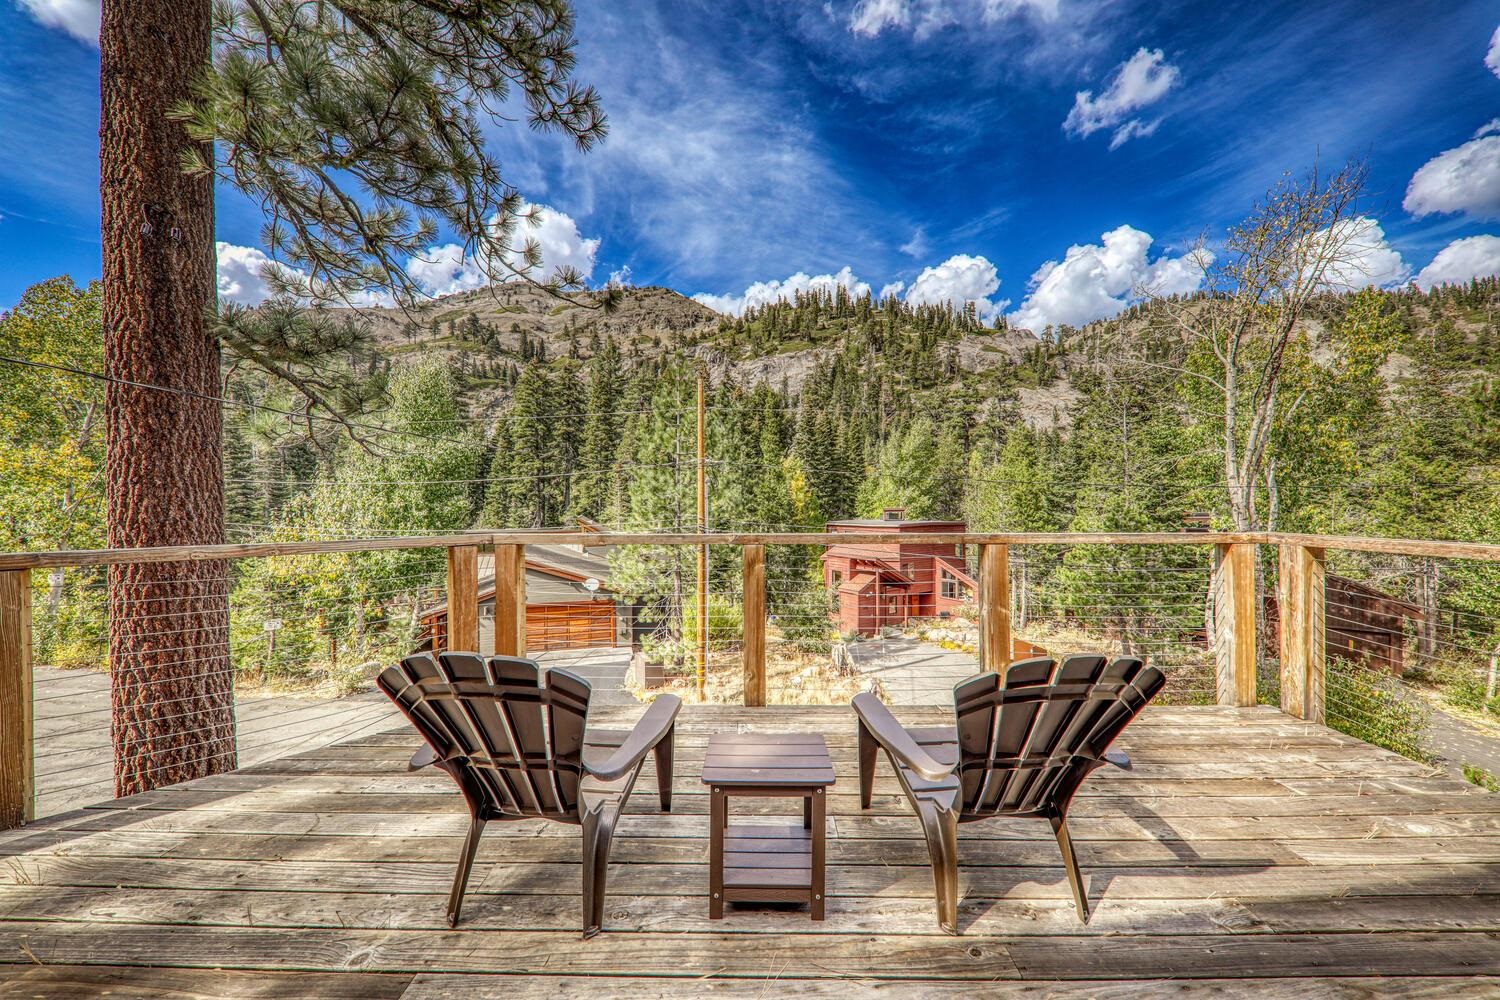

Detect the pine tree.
xmin=572 ymin=337 xmax=624 ymax=517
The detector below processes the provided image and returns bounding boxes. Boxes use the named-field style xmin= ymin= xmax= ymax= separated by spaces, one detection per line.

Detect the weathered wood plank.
xmin=0 ymin=965 xmax=411 ymax=999
xmin=741 ymin=543 xmax=765 ymax=708
xmin=398 ymin=974 xmax=1500 ymax=1000
xmin=0 ymin=570 xmax=32 ymax=830
xmin=979 ymin=543 xmax=1010 ymax=673
xmin=0 ymin=923 xmax=1496 ymax=979
xmin=2 ymin=885 xmax=1497 ymax=937
xmin=1278 ymin=544 xmax=1326 ymax=723
xmin=444 ymin=546 xmax=479 ymax=652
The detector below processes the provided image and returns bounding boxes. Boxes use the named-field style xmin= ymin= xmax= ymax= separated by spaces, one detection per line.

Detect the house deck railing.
xmin=4 ymin=529 xmax=1500 ymax=830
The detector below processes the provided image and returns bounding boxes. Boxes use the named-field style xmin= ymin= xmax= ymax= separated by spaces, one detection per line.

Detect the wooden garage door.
xmin=526 ymin=601 xmax=616 ymax=652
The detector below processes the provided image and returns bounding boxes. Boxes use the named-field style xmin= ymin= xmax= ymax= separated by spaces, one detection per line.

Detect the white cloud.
xmin=1314 ymin=217 xmax=1410 ymax=291
xmin=1488 ymin=24 xmax=1500 ymax=79
xmin=1007 ymin=224 xmax=1204 ymax=334
xmin=17 ymin=0 xmax=97 ymax=44
xmin=878 ymin=281 xmax=906 ymax=301
xmin=903 ymin=254 xmax=1006 ymax=318
xmin=1063 ymin=47 xmax=1179 ymax=149
xmin=405 ymin=203 xmax=600 ymax=297
xmin=1476 ymin=119 xmax=1500 ymax=139
xmin=607 ymin=265 xmax=634 ymax=288
xmin=848 ymin=0 xmax=1060 ymax=40
xmin=216 ymin=242 xmax=282 ymax=306
xmin=217 ymin=242 xmax=396 ymax=308
xmin=1415 ymin=235 xmax=1500 ymax=289
xmin=218 ymin=203 xmax=599 ymax=307
xmin=1404 ymin=135 xmax=1500 ymax=220
xmin=693 ymin=267 xmax=871 ymax=316
xmin=900 ymin=228 xmax=931 ymax=259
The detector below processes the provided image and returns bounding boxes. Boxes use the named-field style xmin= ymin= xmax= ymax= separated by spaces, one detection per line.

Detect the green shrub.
xmin=1463 ymin=764 xmax=1499 ymax=792
xmin=1326 ymin=656 xmax=1431 ymax=763
xmin=774 ymin=586 xmax=836 ymax=654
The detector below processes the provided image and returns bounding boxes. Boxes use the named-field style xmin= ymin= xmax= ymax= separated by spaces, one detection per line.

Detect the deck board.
xmin=1 ymin=705 xmax=1498 ymax=996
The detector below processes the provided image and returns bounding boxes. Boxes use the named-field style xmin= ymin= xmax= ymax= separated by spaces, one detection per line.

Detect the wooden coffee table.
xmin=701 ymin=732 xmax=836 ymax=920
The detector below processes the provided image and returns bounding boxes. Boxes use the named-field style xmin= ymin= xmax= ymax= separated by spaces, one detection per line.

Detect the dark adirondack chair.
xmin=853 ymin=654 xmax=1165 ymax=932
xmin=377 ymin=651 xmax=681 ymax=938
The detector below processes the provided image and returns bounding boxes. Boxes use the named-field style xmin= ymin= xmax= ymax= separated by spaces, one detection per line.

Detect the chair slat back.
xmin=378 ymin=651 xmax=592 ymax=820
xmin=953 ymin=654 xmax=1165 ymax=818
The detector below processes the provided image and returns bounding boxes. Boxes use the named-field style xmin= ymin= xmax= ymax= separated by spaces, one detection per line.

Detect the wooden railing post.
xmin=979 ymin=543 xmax=1011 ymax=673
xmin=1 ymin=569 xmax=33 ymax=829
xmin=492 ymin=542 xmax=527 ymax=657
xmin=1278 ymin=544 xmax=1326 ymax=723
xmin=742 ymin=544 xmax=766 ymax=707
xmin=1213 ymin=543 xmax=1257 ymax=707
xmin=446 ymin=545 xmax=479 ymax=652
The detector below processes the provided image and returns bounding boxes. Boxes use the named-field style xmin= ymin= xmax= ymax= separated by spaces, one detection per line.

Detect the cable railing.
xmin=4 ymin=528 xmax=1500 ymax=830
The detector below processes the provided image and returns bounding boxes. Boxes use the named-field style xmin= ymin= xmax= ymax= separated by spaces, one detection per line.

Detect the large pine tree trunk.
xmin=101 ymin=0 xmax=236 ymax=795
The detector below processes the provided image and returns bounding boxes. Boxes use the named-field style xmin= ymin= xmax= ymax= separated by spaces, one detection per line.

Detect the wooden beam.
xmin=0 ymin=569 xmax=33 ymax=829
xmin=742 ymin=544 xmax=766 ymax=707
xmin=979 ymin=543 xmax=1011 ymax=673
xmin=0 ymin=531 xmax=1273 ymax=571
xmin=492 ymin=543 xmax=527 ymax=658
xmin=1213 ymin=543 xmax=1257 ymax=707
xmin=1278 ymin=544 xmax=1326 ymax=723
xmin=445 ymin=546 xmax=479 ymax=653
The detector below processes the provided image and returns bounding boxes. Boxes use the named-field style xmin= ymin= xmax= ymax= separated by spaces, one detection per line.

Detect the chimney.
xmin=881 ymin=507 xmax=906 ymax=521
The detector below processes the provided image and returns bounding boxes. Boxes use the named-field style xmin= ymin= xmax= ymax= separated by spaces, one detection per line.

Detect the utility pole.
xmin=696 ymin=368 xmax=708 ymax=699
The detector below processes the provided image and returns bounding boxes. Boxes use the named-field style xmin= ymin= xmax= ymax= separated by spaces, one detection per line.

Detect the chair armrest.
xmin=587 ymin=695 xmax=682 ymax=783
xmin=1103 ymin=749 xmax=1131 ymax=770
xmin=852 ymin=693 xmax=955 ymax=782
xmin=409 ymin=744 xmax=440 ymax=772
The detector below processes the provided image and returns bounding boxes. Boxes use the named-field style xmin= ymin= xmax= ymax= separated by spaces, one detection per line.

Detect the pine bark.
xmin=101 ymin=0 xmax=236 ymax=795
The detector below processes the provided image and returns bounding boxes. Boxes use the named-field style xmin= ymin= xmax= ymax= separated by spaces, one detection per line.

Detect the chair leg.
xmin=858 ymin=720 xmax=877 ymax=810
xmin=917 ymin=803 xmax=960 ymax=934
xmin=1049 ymin=810 xmax=1089 ymax=923
xmin=654 ymin=725 xmax=674 ymax=812
xmin=581 ymin=805 xmax=620 ymax=939
xmin=446 ymin=815 xmax=486 ymax=928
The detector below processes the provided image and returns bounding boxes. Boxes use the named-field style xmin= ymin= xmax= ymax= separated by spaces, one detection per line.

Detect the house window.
xmin=940 ymin=569 xmax=964 ymax=600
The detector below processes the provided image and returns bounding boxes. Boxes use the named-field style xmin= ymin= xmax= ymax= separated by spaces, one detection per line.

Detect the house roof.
xmin=419 ymin=541 xmax=615 ymax=619
xmin=836 ymin=573 xmax=878 ymax=595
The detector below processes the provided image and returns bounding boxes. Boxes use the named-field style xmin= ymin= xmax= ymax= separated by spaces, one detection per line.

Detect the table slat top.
xmin=701 ymin=732 xmax=836 ymax=787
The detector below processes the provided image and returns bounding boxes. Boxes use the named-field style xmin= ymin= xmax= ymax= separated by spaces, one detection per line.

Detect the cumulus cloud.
xmin=903 ymin=254 xmax=1007 ymax=318
xmin=1415 ymin=235 xmax=1500 ymax=289
xmin=1404 ymin=135 xmax=1500 ymax=220
xmin=216 ymin=242 xmax=282 ymax=306
xmin=17 ymin=0 xmax=97 ymax=44
xmin=216 ymin=202 xmax=596 ymax=306
xmin=1007 ymin=225 xmax=1204 ymax=334
xmin=693 ymin=267 xmax=872 ymax=316
xmin=1488 ymin=24 xmax=1500 ymax=79
xmin=1063 ymin=47 xmax=1179 ymax=148
xmin=849 ymin=0 xmax=1060 ymax=40
xmin=1314 ymin=217 xmax=1410 ymax=291
xmin=407 ymin=203 xmax=600 ymax=297
xmin=878 ymin=281 xmax=907 ymax=301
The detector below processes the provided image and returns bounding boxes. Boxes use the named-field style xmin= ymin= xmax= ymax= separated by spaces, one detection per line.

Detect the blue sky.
xmin=4 ymin=0 xmax=1500 ymax=331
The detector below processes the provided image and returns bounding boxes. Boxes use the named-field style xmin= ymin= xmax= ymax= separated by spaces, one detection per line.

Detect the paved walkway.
xmin=30 ymin=647 xmax=637 ymax=819
xmin=842 ymin=637 xmax=979 ymax=706
xmin=1422 ymin=701 xmax=1500 ymax=781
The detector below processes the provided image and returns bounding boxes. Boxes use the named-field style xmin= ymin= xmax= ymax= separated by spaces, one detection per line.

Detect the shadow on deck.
xmin=2 ymin=705 xmax=1499 ymax=997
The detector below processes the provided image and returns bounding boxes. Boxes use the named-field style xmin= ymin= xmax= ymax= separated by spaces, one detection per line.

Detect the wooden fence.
xmin=3 ymin=529 xmax=1500 ymax=829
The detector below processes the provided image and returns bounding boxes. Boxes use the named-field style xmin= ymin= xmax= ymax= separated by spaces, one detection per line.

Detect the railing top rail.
xmin=3 ymin=529 xmax=1500 ymax=571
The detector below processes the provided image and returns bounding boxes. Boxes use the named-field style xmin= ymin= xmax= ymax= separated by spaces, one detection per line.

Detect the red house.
xmin=821 ymin=509 xmax=977 ymax=636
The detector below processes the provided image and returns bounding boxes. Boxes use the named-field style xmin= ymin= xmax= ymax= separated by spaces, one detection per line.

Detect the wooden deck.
xmin=1 ymin=705 xmax=1498 ymax=997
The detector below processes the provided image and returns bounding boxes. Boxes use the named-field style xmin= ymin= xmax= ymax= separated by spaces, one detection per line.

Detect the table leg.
xmin=811 ymin=787 xmax=826 ymax=921
xmin=710 ymin=786 xmax=725 ymax=920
